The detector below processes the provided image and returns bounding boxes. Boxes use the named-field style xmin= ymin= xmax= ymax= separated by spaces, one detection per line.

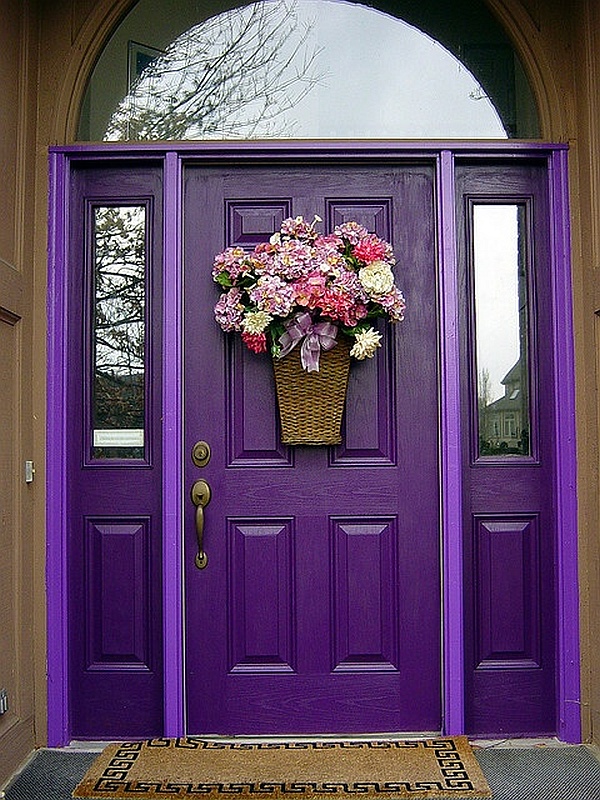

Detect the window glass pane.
xmin=473 ymin=204 xmax=530 ymax=457
xmin=92 ymin=205 xmax=147 ymax=460
xmin=78 ymin=0 xmax=539 ymax=141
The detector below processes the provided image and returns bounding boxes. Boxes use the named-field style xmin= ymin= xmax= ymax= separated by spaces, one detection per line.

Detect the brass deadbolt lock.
xmin=191 ymin=440 xmax=211 ymax=468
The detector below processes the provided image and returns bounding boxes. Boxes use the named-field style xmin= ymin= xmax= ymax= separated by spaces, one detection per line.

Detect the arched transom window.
xmin=79 ymin=0 xmax=539 ymax=141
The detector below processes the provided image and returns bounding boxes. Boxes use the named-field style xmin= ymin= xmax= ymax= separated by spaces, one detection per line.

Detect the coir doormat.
xmin=72 ymin=736 xmax=492 ymax=800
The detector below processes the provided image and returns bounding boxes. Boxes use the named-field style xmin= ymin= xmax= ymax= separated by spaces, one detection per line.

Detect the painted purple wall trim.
xmin=549 ymin=149 xmax=581 ymax=743
xmin=46 ymin=151 xmax=70 ymax=746
xmin=438 ymin=151 xmax=465 ymax=735
xmin=162 ymin=151 xmax=185 ymax=736
xmin=49 ymin=141 xmax=568 ymax=157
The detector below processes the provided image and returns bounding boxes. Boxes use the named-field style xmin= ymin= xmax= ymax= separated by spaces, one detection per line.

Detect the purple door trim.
xmin=162 ymin=151 xmax=186 ymax=737
xmin=46 ymin=141 xmax=580 ymax=745
xmin=47 ymin=150 xmax=69 ymax=746
xmin=437 ymin=150 xmax=465 ymax=735
xmin=549 ymin=148 xmax=581 ymax=743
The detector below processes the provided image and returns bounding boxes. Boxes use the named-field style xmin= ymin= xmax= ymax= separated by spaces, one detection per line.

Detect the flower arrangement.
xmin=213 ymin=215 xmax=405 ymax=372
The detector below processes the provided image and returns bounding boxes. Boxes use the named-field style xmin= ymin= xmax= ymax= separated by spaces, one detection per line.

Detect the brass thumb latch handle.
xmin=191 ymin=479 xmax=211 ymax=570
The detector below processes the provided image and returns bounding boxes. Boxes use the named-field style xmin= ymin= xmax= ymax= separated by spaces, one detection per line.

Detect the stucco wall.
xmin=0 ymin=0 xmax=38 ymax=786
xmin=568 ymin=0 xmax=600 ymax=745
xmin=2 ymin=0 xmax=600 ymax=785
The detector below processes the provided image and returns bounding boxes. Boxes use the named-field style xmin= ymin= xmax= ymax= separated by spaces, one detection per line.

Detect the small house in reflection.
xmin=480 ymin=360 xmax=529 ymax=455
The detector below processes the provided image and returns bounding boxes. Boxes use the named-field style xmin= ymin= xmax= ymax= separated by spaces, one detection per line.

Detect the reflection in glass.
xmin=106 ymin=2 xmax=321 ymax=141
xmin=92 ymin=205 xmax=146 ymax=459
xmin=79 ymin=0 xmax=524 ymax=142
xmin=473 ymin=205 xmax=530 ymax=457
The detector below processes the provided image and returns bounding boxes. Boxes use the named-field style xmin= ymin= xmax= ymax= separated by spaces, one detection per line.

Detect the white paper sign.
xmin=93 ymin=428 xmax=145 ymax=447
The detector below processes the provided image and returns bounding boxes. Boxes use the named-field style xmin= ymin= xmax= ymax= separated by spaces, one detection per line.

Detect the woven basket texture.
xmin=273 ymin=337 xmax=351 ymax=445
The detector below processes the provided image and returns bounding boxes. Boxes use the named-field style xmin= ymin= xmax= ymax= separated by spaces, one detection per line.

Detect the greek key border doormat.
xmin=72 ymin=736 xmax=492 ymax=800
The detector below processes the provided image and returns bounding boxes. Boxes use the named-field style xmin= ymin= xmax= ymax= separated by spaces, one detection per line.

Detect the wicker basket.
xmin=273 ymin=337 xmax=351 ymax=445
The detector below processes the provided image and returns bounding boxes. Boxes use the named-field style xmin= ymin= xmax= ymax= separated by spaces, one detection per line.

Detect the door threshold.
xmin=181 ymin=732 xmax=443 ymax=742
xmin=472 ymin=737 xmax=574 ymax=749
xmin=66 ymin=733 xmax=443 ymax=748
xmin=65 ymin=734 xmax=575 ymax=749
xmin=65 ymin=741 xmax=115 ymax=751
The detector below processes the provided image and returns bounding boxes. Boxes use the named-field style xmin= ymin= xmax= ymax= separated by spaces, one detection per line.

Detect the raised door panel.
xmin=85 ymin=519 xmax=152 ymax=670
xmin=228 ymin=519 xmax=296 ymax=673
xmin=331 ymin=518 xmax=399 ymax=672
xmin=473 ymin=516 xmax=541 ymax=669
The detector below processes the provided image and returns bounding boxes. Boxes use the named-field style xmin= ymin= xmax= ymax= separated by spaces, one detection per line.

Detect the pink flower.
xmin=254 ymin=242 xmax=276 ymax=255
xmin=317 ymin=288 xmax=362 ymax=325
xmin=378 ymin=287 xmax=406 ymax=321
xmin=293 ymin=271 xmax=328 ymax=307
xmin=212 ymin=247 xmax=252 ymax=284
xmin=341 ymin=302 xmax=368 ymax=327
xmin=280 ymin=215 xmax=320 ymax=241
xmin=332 ymin=267 xmax=368 ymax=301
xmin=354 ymin=234 xmax=394 ymax=264
xmin=214 ymin=287 xmax=245 ymax=332
xmin=249 ymin=275 xmax=295 ymax=317
xmin=275 ymin=239 xmax=315 ymax=280
xmin=212 ymin=216 xmax=405 ymax=366
xmin=313 ymin=235 xmax=345 ymax=272
xmin=334 ymin=221 xmax=369 ymax=245
xmin=250 ymin=244 xmax=277 ymax=273
xmin=315 ymin=233 xmax=343 ymax=250
xmin=242 ymin=332 xmax=268 ymax=353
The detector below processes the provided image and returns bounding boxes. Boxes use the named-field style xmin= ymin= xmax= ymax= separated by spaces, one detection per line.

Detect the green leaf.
xmin=215 ymin=273 xmax=233 ymax=288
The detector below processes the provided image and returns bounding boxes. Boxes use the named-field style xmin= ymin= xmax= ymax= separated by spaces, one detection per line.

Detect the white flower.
xmin=350 ymin=327 xmax=382 ymax=360
xmin=358 ymin=260 xmax=395 ymax=298
xmin=242 ymin=309 xmax=273 ymax=334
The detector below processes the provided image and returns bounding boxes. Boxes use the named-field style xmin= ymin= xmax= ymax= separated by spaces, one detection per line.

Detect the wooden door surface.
xmin=183 ymin=162 xmax=441 ymax=734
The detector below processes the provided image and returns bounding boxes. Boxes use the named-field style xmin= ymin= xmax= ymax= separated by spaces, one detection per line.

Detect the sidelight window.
xmin=471 ymin=203 xmax=532 ymax=458
xmin=89 ymin=204 xmax=148 ymax=460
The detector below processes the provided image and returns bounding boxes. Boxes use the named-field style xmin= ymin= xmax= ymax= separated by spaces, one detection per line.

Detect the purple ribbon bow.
xmin=278 ymin=312 xmax=338 ymax=372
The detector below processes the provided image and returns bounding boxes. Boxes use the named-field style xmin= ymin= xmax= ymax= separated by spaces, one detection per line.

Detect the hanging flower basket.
xmin=212 ymin=215 xmax=405 ymax=446
xmin=273 ymin=335 xmax=351 ymax=445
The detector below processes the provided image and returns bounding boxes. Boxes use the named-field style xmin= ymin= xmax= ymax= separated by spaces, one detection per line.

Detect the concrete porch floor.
xmin=2 ymin=740 xmax=600 ymax=799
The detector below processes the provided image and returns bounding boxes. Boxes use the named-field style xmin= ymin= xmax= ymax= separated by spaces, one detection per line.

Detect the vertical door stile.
xmin=437 ymin=150 xmax=465 ymax=735
xmin=46 ymin=150 xmax=70 ymax=747
xmin=549 ymin=148 xmax=580 ymax=743
xmin=162 ymin=151 xmax=185 ymax=736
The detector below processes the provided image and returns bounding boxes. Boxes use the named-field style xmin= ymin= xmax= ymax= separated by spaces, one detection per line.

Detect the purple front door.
xmin=183 ymin=163 xmax=441 ymax=734
xmin=55 ymin=145 xmax=576 ymax=745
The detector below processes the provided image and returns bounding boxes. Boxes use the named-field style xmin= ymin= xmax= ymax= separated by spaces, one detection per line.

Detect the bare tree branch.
xmin=105 ymin=0 xmax=322 ymax=140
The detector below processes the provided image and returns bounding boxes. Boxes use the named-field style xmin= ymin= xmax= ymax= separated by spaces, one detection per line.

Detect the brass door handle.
xmin=191 ymin=479 xmax=211 ymax=569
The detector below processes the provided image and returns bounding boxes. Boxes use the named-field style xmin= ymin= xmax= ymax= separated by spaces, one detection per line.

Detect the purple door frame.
xmin=46 ymin=141 xmax=580 ymax=745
